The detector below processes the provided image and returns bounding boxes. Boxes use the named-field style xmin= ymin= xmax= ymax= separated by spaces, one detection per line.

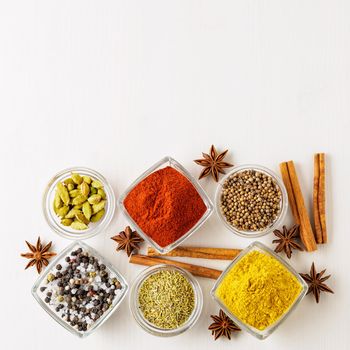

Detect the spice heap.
xmin=138 ymin=269 xmax=195 ymax=329
xmin=124 ymin=166 xmax=206 ymax=247
xmin=220 ymin=169 xmax=282 ymax=231
xmin=215 ymin=250 xmax=302 ymax=331
xmin=37 ymin=247 xmax=123 ymax=333
xmin=53 ymin=173 xmax=107 ymax=230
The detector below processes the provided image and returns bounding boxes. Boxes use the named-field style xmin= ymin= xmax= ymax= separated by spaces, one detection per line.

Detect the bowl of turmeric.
xmin=211 ymin=241 xmax=308 ymax=340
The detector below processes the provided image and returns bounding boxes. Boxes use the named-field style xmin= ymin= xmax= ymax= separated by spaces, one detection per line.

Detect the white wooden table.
xmin=1 ymin=1 xmax=349 ymax=349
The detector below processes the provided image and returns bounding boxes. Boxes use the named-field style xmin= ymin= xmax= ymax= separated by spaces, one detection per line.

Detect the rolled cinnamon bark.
xmin=129 ymin=254 xmax=222 ymax=279
xmin=318 ymin=153 xmax=327 ymax=243
xmin=147 ymin=246 xmax=241 ymax=260
xmin=280 ymin=161 xmax=317 ymax=251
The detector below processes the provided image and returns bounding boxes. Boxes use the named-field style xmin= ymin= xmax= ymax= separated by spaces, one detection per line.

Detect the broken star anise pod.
xmin=111 ymin=226 xmax=144 ymax=257
xmin=272 ymin=224 xmax=304 ymax=259
xmin=20 ymin=237 xmax=56 ymax=274
xmin=208 ymin=309 xmax=241 ymax=340
xmin=194 ymin=145 xmax=233 ymax=182
xmin=300 ymin=262 xmax=334 ymax=303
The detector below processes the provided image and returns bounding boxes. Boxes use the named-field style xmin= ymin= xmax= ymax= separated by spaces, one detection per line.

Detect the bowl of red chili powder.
xmin=118 ymin=157 xmax=213 ymax=254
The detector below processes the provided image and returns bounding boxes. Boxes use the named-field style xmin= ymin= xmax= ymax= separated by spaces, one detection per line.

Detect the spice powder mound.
xmin=215 ymin=250 xmax=302 ymax=331
xmin=124 ymin=166 xmax=207 ymax=247
xmin=138 ymin=270 xmax=195 ymax=329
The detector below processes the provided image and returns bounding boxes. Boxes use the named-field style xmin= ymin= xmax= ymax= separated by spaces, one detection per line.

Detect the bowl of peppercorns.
xmin=215 ymin=165 xmax=288 ymax=238
xmin=31 ymin=241 xmax=128 ymax=337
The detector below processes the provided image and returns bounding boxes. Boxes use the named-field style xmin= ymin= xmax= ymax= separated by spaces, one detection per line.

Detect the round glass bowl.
xmin=129 ymin=264 xmax=203 ymax=337
xmin=215 ymin=164 xmax=288 ymax=238
xmin=43 ymin=167 xmax=116 ymax=240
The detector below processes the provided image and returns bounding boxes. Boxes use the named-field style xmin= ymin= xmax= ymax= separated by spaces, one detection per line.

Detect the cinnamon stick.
xmin=313 ymin=154 xmax=323 ymax=243
xmin=280 ymin=162 xmax=300 ymax=225
xmin=318 ymin=153 xmax=327 ymax=243
xmin=280 ymin=161 xmax=317 ymax=251
xmin=129 ymin=254 xmax=222 ymax=279
xmin=147 ymin=246 xmax=241 ymax=260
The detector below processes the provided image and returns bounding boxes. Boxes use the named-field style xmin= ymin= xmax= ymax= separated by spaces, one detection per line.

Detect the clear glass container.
xmin=43 ymin=167 xmax=116 ymax=240
xmin=118 ymin=156 xmax=213 ymax=254
xmin=129 ymin=264 xmax=203 ymax=337
xmin=215 ymin=164 xmax=288 ymax=238
xmin=32 ymin=241 xmax=128 ymax=338
xmin=211 ymin=241 xmax=308 ymax=340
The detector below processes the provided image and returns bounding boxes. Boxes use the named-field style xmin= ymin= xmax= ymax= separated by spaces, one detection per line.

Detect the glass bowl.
xmin=211 ymin=241 xmax=308 ymax=340
xmin=129 ymin=264 xmax=203 ymax=337
xmin=118 ymin=156 xmax=213 ymax=254
xmin=43 ymin=167 xmax=116 ymax=240
xmin=215 ymin=164 xmax=288 ymax=238
xmin=31 ymin=241 xmax=128 ymax=338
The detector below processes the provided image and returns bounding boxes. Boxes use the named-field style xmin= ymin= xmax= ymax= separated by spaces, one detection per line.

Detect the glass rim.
xmin=210 ymin=241 xmax=308 ymax=340
xmin=215 ymin=164 xmax=288 ymax=238
xmin=42 ymin=166 xmax=116 ymax=240
xmin=118 ymin=156 xmax=213 ymax=254
xmin=31 ymin=240 xmax=129 ymax=338
xmin=129 ymin=264 xmax=203 ymax=337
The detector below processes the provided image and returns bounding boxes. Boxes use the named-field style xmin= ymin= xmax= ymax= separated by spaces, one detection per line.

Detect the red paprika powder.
xmin=124 ymin=166 xmax=207 ymax=248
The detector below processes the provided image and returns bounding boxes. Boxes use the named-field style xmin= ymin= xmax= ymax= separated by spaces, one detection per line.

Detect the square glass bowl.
xmin=42 ymin=167 xmax=116 ymax=240
xmin=211 ymin=241 xmax=308 ymax=340
xmin=118 ymin=156 xmax=213 ymax=254
xmin=32 ymin=241 xmax=128 ymax=338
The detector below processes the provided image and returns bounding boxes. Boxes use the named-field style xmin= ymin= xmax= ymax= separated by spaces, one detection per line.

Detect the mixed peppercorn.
xmin=39 ymin=247 xmax=123 ymax=333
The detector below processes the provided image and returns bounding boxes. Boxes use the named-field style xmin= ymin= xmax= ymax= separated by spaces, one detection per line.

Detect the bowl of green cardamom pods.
xmin=42 ymin=167 xmax=116 ymax=240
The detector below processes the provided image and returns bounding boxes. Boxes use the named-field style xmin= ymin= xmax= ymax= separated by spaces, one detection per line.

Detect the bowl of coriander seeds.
xmin=215 ymin=164 xmax=288 ymax=238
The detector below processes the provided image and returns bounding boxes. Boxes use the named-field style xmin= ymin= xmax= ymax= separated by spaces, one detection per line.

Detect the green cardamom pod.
xmin=91 ymin=180 xmax=103 ymax=189
xmin=75 ymin=211 xmax=89 ymax=225
xmin=90 ymin=208 xmax=105 ymax=222
xmin=80 ymin=182 xmax=90 ymax=197
xmin=71 ymin=173 xmax=83 ymax=185
xmin=72 ymin=195 xmax=87 ymax=205
xmin=57 ymin=182 xmax=70 ymax=206
xmin=88 ymin=194 xmax=102 ymax=205
xmin=63 ymin=178 xmax=75 ymax=186
xmin=67 ymin=183 xmax=75 ymax=191
xmin=70 ymin=221 xmax=88 ymax=230
xmin=65 ymin=208 xmax=80 ymax=219
xmin=56 ymin=205 xmax=69 ymax=218
xmin=92 ymin=200 xmax=105 ymax=214
xmin=61 ymin=218 xmax=73 ymax=226
xmin=83 ymin=175 xmax=92 ymax=184
xmin=54 ymin=191 xmax=63 ymax=211
xmin=69 ymin=189 xmax=80 ymax=198
xmin=97 ymin=188 xmax=106 ymax=199
xmin=82 ymin=202 xmax=92 ymax=220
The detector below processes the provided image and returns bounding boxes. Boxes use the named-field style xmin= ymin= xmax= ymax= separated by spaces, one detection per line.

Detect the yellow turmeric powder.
xmin=215 ymin=250 xmax=302 ymax=330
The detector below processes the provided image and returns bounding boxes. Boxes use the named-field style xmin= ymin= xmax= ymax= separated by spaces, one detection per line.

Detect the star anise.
xmin=208 ymin=309 xmax=240 ymax=340
xmin=300 ymin=262 xmax=334 ymax=303
xmin=111 ymin=226 xmax=144 ymax=257
xmin=194 ymin=145 xmax=233 ymax=182
xmin=20 ymin=237 xmax=56 ymax=274
xmin=272 ymin=224 xmax=304 ymax=259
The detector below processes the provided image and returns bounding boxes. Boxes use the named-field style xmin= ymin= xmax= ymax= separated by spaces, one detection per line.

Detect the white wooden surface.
xmin=1 ymin=1 xmax=349 ymax=349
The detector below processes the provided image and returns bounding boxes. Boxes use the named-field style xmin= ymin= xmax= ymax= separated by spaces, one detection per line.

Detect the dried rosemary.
xmin=138 ymin=270 xmax=195 ymax=329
